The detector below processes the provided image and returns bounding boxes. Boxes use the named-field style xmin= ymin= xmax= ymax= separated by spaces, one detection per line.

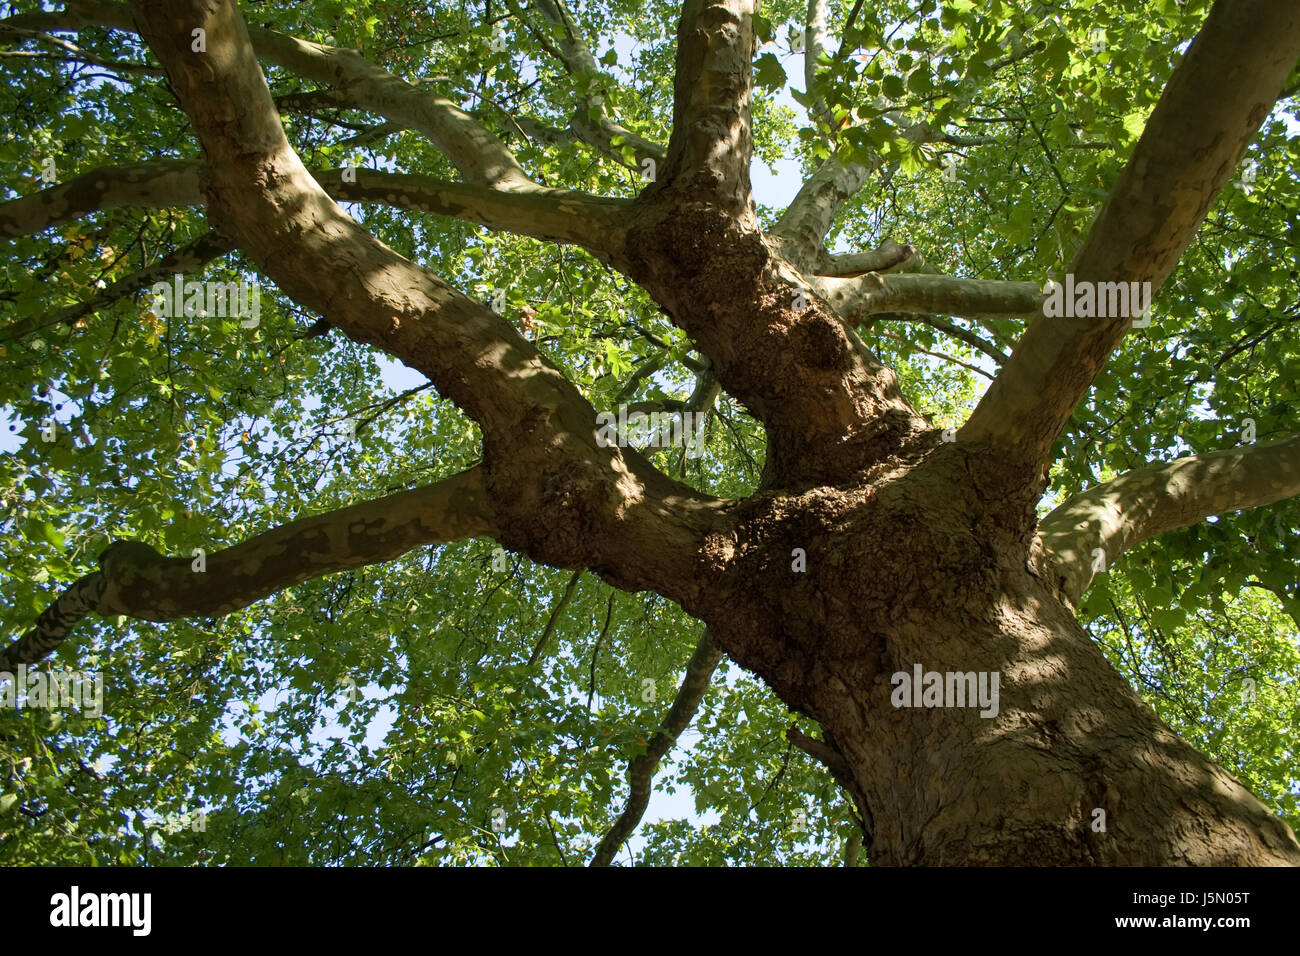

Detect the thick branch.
xmin=329 ymin=168 xmax=627 ymax=254
xmin=961 ymin=0 xmax=1300 ymax=481
xmin=0 ymin=469 xmax=494 ymax=670
xmin=0 ymin=159 xmax=198 ymax=238
xmin=1038 ymin=433 xmax=1300 ymax=605
xmin=129 ymin=0 xmax=721 ymax=607
xmin=661 ymin=0 xmax=757 ymax=211
xmin=786 ymin=725 xmax=862 ymax=807
xmin=129 ymin=1 xmax=579 ymax=440
xmin=770 ymin=157 xmax=870 ymax=268
xmin=590 ymin=629 xmax=724 ymax=866
xmin=771 ymin=119 xmax=944 ymax=268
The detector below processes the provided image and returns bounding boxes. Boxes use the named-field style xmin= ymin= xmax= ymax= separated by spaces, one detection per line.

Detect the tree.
xmin=1 ymin=0 xmax=1297 ymax=866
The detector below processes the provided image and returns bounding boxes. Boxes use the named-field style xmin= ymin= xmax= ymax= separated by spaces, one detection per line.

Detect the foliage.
xmin=1 ymin=0 xmax=1296 ymax=865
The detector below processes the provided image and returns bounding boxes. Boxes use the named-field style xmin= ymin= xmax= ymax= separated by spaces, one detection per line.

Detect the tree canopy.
xmin=1 ymin=0 xmax=1297 ymax=865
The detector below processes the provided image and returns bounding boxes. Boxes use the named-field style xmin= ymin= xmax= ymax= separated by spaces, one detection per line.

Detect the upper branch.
xmin=512 ymin=0 xmax=665 ymax=167
xmin=126 ymin=0 xmax=724 ymax=606
xmin=770 ymin=158 xmax=871 ymax=270
xmin=1038 ymin=433 xmax=1300 ymax=605
xmin=0 ymin=469 xmax=493 ymax=670
xmin=661 ymin=0 xmax=757 ymax=211
xmin=961 ymin=0 xmax=1300 ymax=483
xmin=771 ymin=29 xmax=1034 ymax=267
xmin=0 ymin=160 xmax=626 ymax=255
xmin=811 ymin=272 xmax=1042 ymax=321
xmin=12 ymin=0 xmax=535 ymax=188
xmin=803 ymin=0 xmax=829 ymax=123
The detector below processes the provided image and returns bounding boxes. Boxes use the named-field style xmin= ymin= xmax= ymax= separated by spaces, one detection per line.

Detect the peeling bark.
xmin=8 ymin=0 xmax=1298 ymax=867
xmin=0 ymin=160 xmax=623 ymax=253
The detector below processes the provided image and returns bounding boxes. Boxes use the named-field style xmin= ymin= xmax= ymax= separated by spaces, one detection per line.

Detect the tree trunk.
xmin=8 ymin=0 xmax=1297 ymax=867
xmin=694 ymin=446 xmax=1300 ymax=865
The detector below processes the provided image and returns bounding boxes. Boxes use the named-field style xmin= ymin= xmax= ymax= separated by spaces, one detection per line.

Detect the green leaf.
xmin=753 ymin=53 xmax=786 ymax=91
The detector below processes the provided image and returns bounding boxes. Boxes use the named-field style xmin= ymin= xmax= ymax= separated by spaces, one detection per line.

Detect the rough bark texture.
xmin=6 ymin=0 xmax=1299 ymax=866
xmin=682 ymin=445 xmax=1300 ymax=864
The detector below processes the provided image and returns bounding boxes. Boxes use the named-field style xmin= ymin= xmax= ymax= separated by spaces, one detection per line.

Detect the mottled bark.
xmin=8 ymin=0 xmax=1299 ymax=868
xmin=0 ymin=160 xmax=623 ymax=253
xmin=660 ymin=0 xmax=758 ymax=214
xmin=0 ymin=159 xmax=199 ymax=238
xmin=129 ymin=0 xmax=721 ymax=609
xmin=812 ymin=272 xmax=1044 ymax=321
xmin=0 ymin=469 xmax=494 ymax=670
xmin=771 ymin=157 xmax=871 ymax=269
xmin=1040 ymin=433 xmax=1300 ymax=605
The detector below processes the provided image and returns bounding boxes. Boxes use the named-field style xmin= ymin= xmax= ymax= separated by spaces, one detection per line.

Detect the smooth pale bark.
xmin=961 ymin=0 xmax=1300 ymax=489
xmin=803 ymin=0 xmax=830 ymax=122
xmin=812 ymin=272 xmax=1044 ymax=321
xmin=771 ymin=29 xmax=1028 ymax=269
xmin=1040 ymin=433 xmax=1300 ymax=605
xmin=513 ymin=0 xmax=666 ymax=167
xmin=0 ymin=469 xmax=494 ymax=671
xmin=816 ymin=239 xmax=916 ymax=277
xmin=771 ymin=158 xmax=870 ymax=268
xmin=0 ymin=160 xmax=623 ymax=253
